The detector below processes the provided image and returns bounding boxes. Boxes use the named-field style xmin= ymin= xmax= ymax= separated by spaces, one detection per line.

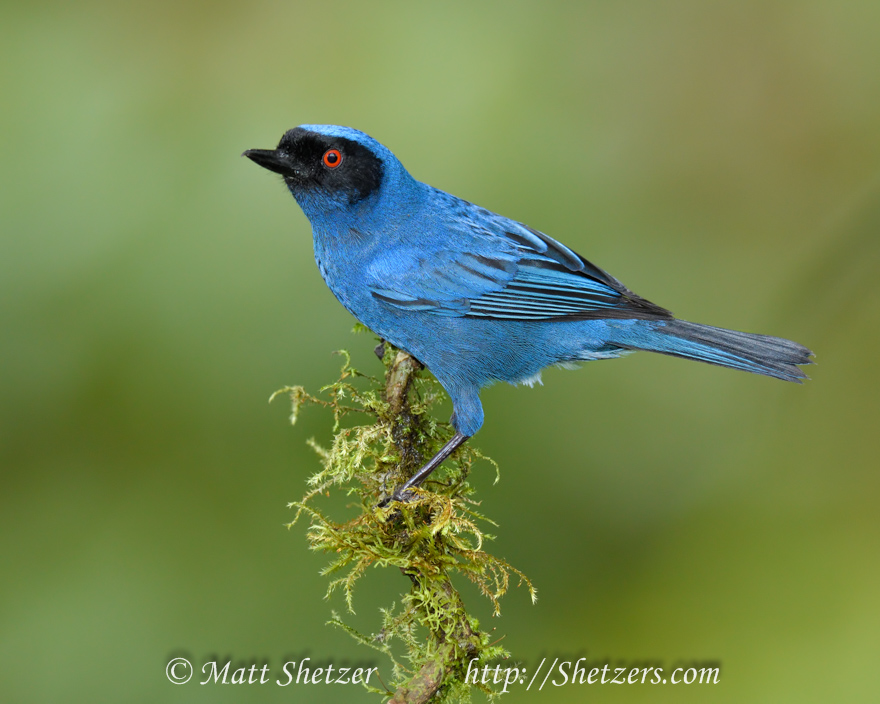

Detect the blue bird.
xmin=245 ymin=125 xmax=812 ymax=502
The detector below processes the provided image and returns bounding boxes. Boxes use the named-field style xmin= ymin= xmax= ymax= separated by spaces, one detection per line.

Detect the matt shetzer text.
xmin=200 ymin=658 xmax=379 ymax=686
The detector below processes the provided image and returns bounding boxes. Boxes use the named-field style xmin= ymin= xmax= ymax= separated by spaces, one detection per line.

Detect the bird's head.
xmin=244 ymin=125 xmax=413 ymax=219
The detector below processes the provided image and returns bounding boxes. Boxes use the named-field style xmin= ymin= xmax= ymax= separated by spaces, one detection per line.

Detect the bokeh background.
xmin=2 ymin=1 xmax=879 ymax=702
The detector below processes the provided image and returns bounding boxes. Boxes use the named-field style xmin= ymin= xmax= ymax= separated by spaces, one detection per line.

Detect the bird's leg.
xmin=381 ymin=431 xmax=470 ymax=506
xmin=374 ymin=339 xmax=387 ymax=360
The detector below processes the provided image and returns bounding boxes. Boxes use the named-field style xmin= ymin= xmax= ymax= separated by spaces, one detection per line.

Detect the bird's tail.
xmin=615 ymin=319 xmax=813 ymax=382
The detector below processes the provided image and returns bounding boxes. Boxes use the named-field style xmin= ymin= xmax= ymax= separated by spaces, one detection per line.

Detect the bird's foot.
xmin=377 ymin=487 xmax=416 ymax=509
xmin=376 ymin=432 xmax=471 ymax=509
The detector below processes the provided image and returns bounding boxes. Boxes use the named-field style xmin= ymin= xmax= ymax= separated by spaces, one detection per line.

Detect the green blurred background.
xmin=2 ymin=1 xmax=879 ymax=701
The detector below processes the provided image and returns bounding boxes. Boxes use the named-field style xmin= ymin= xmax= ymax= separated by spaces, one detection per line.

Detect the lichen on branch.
xmin=272 ymin=339 xmax=536 ymax=702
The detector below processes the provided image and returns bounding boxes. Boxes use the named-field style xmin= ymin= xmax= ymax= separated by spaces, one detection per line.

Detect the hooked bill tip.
xmin=242 ymin=148 xmax=293 ymax=176
xmin=242 ymin=148 xmax=266 ymax=160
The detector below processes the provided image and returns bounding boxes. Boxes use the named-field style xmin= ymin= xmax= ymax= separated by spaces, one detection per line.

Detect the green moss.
xmin=272 ymin=340 xmax=536 ymax=702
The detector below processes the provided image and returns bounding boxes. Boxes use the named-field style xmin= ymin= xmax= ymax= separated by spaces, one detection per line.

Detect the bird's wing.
xmin=369 ymin=242 xmax=518 ymax=317
xmin=369 ymin=207 xmax=672 ymax=322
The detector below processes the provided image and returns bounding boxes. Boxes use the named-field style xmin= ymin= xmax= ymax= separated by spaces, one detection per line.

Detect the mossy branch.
xmin=273 ymin=339 xmax=536 ymax=702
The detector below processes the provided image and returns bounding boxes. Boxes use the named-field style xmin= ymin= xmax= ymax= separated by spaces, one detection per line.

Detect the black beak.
xmin=243 ymin=148 xmax=297 ymax=177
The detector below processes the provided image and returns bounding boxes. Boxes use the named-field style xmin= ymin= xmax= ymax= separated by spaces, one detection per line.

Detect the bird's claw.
xmin=377 ymin=488 xmax=415 ymax=509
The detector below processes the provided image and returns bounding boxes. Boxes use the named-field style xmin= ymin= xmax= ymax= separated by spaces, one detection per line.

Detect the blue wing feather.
xmin=368 ymin=190 xmax=671 ymax=322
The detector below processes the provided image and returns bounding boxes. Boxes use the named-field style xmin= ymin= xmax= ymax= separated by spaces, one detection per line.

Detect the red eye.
xmin=322 ymin=149 xmax=342 ymax=168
